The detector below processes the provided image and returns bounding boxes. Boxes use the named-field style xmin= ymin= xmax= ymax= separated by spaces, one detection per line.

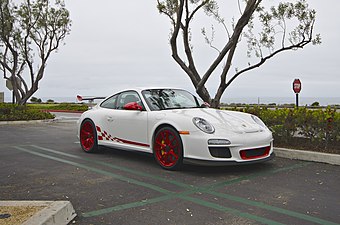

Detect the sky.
xmin=1 ymin=0 xmax=339 ymax=105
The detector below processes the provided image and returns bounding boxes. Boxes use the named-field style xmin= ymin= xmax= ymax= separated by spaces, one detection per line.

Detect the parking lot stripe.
xmin=181 ymin=195 xmax=286 ymax=225
xmin=30 ymin=145 xmax=309 ymax=191
xmin=13 ymin=146 xmax=173 ymax=195
xmin=207 ymin=161 xmax=311 ymax=190
xmin=98 ymin=161 xmax=336 ymax=225
xmin=13 ymin=145 xmax=339 ymax=225
xmin=205 ymin=191 xmax=340 ymax=225
xmin=82 ymin=189 xmax=287 ymax=225
xmin=82 ymin=195 xmax=174 ymax=218
xmin=12 ymin=146 xmax=281 ymax=224
xmin=31 ymin=145 xmax=191 ymax=189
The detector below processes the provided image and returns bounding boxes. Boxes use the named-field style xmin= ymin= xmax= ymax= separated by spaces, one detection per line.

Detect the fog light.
xmin=208 ymin=139 xmax=231 ymax=145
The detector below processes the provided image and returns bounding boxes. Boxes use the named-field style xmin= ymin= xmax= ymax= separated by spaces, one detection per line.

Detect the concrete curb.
xmin=274 ymin=147 xmax=340 ymax=166
xmin=0 ymin=118 xmax=79 ymax=125
xmin=0 ymin=119 xmax=54 ymax=125
xmin=0 ymin=201 xmax=76 ymax=225
xmin=0 ymin=111 xmax=82 ymax=125
xmin=46 ymin=110 xmax=84 ymax=114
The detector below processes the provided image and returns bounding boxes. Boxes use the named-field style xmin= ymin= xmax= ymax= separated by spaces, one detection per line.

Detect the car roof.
xmin=117 ymin=87 xmax=187 ymax=93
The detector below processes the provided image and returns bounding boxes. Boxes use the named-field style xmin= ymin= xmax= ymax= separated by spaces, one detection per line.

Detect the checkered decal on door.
xmin=96 ymin=126 xmax=123 ymax=143
xmin=95 ymin=126 xmax=150 ymax=147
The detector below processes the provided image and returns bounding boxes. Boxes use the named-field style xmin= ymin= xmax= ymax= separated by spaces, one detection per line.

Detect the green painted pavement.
xmin=12 ymin=145 xmax=339 ymax=225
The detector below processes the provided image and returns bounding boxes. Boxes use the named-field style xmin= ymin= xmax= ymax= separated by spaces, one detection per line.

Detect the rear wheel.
xmin=80 ymin=119 xmax=98 ymax=153
xmin=153 ymin=127 xmax=183 ymax=170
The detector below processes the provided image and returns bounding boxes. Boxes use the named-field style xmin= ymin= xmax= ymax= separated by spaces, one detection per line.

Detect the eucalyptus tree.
xmin=157 ymin=0 xmax=321 ymax=108
xmin=0 ymin=0 xmax=71 ymax=105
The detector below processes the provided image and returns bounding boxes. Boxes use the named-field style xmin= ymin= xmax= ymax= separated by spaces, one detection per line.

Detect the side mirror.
xmin=123 ymin=102 xmax=143 ymax=111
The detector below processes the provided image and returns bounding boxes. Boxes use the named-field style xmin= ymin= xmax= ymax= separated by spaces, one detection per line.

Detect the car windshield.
xmin=142 ymin=89 xmax=204 ymax=111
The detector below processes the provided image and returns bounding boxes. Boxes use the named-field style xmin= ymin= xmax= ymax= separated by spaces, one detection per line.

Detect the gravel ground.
xmin=0 ymin=206 xmax=44 ymax=225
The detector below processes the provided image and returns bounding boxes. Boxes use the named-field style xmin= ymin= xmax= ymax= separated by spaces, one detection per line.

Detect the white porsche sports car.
xmin=77 ymin=88 xmax=274 ymax=170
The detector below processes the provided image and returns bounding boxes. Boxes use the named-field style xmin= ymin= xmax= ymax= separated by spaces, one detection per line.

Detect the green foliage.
xmin=247 ymin=0 xmax=321 ymax=59
xmin=311 ymin=101 xmax=319 ymax=107
xmin=48 ymin=103 xmax=88 ymax=111
xmin=229 ymin=106 xmax=339 ymax=149
xmin=0 ymin=0 xmax=71 ymax=105
xmin=0 ymin=103 xmax=55 ymax=121
xmin=27 ymin=103 xmax=88 ymax=112
xmin=296 ymin=107 xmax=339 ymax=146
xmin=30 ymin=96 xmax=42 ymax=103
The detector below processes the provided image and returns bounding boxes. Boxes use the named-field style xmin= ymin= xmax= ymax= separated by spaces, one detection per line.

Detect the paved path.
xmin=51 ymin=111 xmax=81 ymax=122
xmin=0 ymin=120 xmax=339 ymax=224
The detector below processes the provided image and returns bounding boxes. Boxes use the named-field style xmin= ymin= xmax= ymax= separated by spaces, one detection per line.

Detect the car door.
xmin=94 ymin=94 xmax=119 ymax=144
xmin=104 ymin=91 xmax=149 ymax=152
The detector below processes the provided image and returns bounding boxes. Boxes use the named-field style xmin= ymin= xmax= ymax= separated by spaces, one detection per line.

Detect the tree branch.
xmin=197 ymin=0 xmax=260 ymax=93
xmin=226 ymin=40 xmax=310 ymax=90
xmin=188 ymin=0 xmax=206 ymax=23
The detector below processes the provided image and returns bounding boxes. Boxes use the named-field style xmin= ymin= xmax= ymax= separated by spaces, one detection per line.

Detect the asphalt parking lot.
xmin=0 ymin=116 xmax=339 ymax=225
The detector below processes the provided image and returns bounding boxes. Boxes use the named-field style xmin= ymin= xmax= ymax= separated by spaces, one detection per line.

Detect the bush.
xmin=30 ymin=97 xmax=42 ymax=103
xmin=311 ymin=101 xmax=320 ymax=107
xmin=0 ymin=103 xmax=55 ymax=121
xmin=50 ymin=103 xmax=88 ymax=111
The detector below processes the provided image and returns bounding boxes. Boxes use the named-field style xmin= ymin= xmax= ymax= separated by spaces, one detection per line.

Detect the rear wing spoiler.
xmin=77 ymin=95 xmax=106 ymax=103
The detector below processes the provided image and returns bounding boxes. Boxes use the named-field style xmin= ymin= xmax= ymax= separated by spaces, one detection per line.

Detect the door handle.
xmin=107 ymin=116 xmax=114 ymax=122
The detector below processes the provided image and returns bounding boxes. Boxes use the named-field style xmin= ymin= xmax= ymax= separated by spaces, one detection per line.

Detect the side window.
xmin=117 ymin=91 xmax=143 ymax=110
xmin=100 ymin=95 xmax=118 ymax=109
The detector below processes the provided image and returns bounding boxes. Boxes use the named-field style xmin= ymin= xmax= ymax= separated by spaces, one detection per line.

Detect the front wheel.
xmin=80 ymin=119 xmax=98 ymax=153
xmin=153 ymin=127 xmax=183 ymax=170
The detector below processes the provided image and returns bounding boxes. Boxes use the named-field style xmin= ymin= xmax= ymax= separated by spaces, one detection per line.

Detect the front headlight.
xmin=251 ymin=115 xmax=267 ymax=128
xmin=193 ymin=117 xmax=215 ymax=134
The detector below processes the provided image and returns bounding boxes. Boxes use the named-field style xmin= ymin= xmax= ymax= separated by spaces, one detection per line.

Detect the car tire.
xmin=80 ymin=119 xmax=98 ymax=153
xmin=153 ymin=126 xmax=183 ymax=170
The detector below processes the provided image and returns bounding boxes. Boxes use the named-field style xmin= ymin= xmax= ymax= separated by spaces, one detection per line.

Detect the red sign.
xmin=293 ymin=79 xmax=301 ymax=94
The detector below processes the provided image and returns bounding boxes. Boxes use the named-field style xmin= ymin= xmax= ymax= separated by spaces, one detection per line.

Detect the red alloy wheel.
xmin=80 ymin=120 xmax=98 ymax=152
xmin=154 ymin=127 xmax=183 ymax=170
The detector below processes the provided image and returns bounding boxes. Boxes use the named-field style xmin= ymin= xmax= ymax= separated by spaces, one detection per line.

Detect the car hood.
xmin=166 ymin=108 xmax=264 ymax=134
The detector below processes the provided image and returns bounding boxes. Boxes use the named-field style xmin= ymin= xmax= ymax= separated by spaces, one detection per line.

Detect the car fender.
xmin=147 ymin=111 xmax=199 ymax=148
xmin=77 ymin=108 xmax=103 ymax=138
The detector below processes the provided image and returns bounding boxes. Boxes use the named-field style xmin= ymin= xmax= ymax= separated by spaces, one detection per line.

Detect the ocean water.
xmin=222 ymin=97 xmax=340 ymax=106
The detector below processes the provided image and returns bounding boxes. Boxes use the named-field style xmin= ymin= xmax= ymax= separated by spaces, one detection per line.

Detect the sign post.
xmin=6 ymin=78 xmax=21 ymax=104
xmin=6 ymin=79 xmax=14 ymax=104
xmin=293 ymin=79 xmax=302 ymax=108
xmin=0 ymin=92 xmax=4 ymax=103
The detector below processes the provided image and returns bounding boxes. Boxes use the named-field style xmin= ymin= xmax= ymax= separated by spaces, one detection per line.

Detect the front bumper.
xmin=180 ymin=129 xmax=274 ymax=162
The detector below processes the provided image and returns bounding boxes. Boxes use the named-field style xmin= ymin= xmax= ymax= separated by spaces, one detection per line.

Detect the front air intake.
xmin=239 ymin=146 xmax=271 ymax=160
xmin=208 ymin=147 xmax=232 ymax=158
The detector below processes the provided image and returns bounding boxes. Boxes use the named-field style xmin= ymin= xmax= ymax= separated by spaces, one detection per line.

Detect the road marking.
xmin=13 ymin=146 xmax=172 ymax=195
xmin=12 ymin=145 xmax=340 ymax=225
xmin=204 ymin=190 xmax=340 ymax=225
xmin=181 ymin=195 xmax=285 ymax=225
xmin=82 ymin=195 xmax=174 ymax=218
xmin=31 ymin=145 xmax=191 ymax=189
xmin=207 ymin=161 xmax=311 ymax=190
